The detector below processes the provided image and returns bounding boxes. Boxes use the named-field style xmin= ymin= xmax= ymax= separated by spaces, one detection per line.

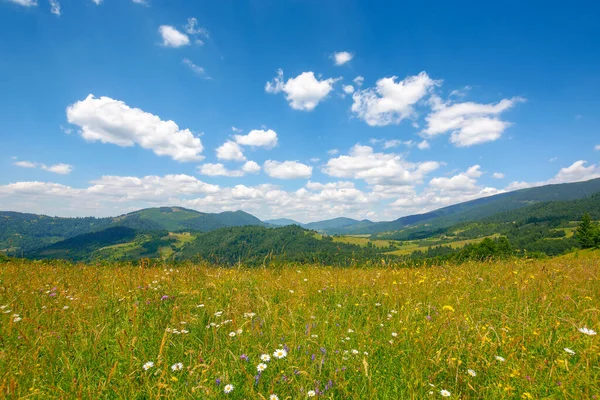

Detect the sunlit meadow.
xmin=1 ymin=255 xmax=599 ymax=398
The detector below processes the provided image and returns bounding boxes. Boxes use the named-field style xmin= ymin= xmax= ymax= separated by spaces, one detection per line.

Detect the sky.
xmin=1 ymin=0 xmax=599 ymax=222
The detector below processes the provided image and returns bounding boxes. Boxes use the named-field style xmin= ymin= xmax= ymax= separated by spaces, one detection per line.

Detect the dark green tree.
xmin=576 ymin=213 xmax=595 ymax=249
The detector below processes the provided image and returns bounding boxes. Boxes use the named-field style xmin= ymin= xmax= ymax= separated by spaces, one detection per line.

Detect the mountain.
xmin=303 ymin=217 xmax=371 ymax=231
xmin=264 ymin=218 xmax=303 ymax=227
xmin=0 ymin=207 xmax=264 ymax=253
xmin=347 ymin=178 xmax=600 ymax=238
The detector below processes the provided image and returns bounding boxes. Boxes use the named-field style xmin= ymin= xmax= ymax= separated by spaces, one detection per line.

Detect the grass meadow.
xmin=1 ymin=253 xmax=599 ymax=399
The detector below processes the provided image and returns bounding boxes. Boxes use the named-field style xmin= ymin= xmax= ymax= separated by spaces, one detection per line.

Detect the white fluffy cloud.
xmin=429 ymin=165 xmax=482 ymax=192
xmin=265 ymin=69 xmax=339 ymax=111
xmin=158 ymin=25 xmax=190 ymax=47
xmin=417 ymin=140 xmax=430 ymax=150
xmin=13 ymin=160 xmax=73 ymax=174
xmin=234 ymin=129 xmax=278 ymax=149
xmin=549 ymin=160 xmax=600 ymax=184
xmin=6 ymin=0 xmax=37 ymax=6
xmin=323 ymin=144 xmax=440 ymax=186
xmin=595 ymin=144 xmax=600 ymax=151
xmin=13 ymin=161 xmax=37 ymax=168
xmin=263 ymin=160 xmax=312 ymax=179
xmin=41 ymin=163 xmax=72 ymax=175
xmin=216 ymin=140 xmax=246 ymax=161
xmin=332 ymin=51 xmax=353 ymax=66
xmin=242 ymin=160 xmax=261 ymax=174
xmin=66 ymin=95 xmax=204 ymax=162
xmin=492 ymin=172 xmax=505 ymax=179
xmin=49 ymin=0 xmax=60 ymax=15
xmin=198 ymin=161 xmax=260 ymax=177
xmin=351 ymin=72 xmax=440 ymax=126
xmin=423 ymin=96 xmax=524 ymax=147
xmin=343 ymin=85 xmax=355 ymax=94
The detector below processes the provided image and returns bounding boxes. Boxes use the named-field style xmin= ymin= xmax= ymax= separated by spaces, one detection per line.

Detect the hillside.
xmin=360 ymin=177 xmax=600 ymax=238
xmin=0 ymin=207 xmax=264 ymax=253
xmin=264 ymin=218 xmax=303 ymax=226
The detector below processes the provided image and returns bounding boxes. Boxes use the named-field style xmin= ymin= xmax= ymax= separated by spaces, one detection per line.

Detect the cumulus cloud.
xmin=492 ymin=172 xmax=505 ymax=179
xmin=351 ymin=72 xmax=440 ymax=126
xmin=66 ymin=95 xmax=204 ymax=162
xmin=417 ymin=140 xmax=430 ymax=150
xmin=198 ymin=161 xmax=260 ymax=177
xmin=332 ymin=51 xmax=353 ymax=66
xmin=265 ymin=69 xmax=340 ymax=111
xmin=595 ymin=144 xmax=600 ymax=151
xmin=429 ymin=165 xmax=482 ymax=192
xmin=242 ymin=160 xmax=261 ymax=174
xmin=158 ymin=25 xmax=190 ymax=47
xmin=353 ymin=76 xmax=364 ymax=86
xmin=264 ymin=160 xmax=312 ymax=179
xmin=216 ymin=140 xmax=246 ymax=162
xmin=234 ymin=129 xmax=278 ymax=149
xmin=343 ymin=85 xmax=355 ymax=94
xmin=323 ymin=144 xmax=440 ymax=186
xmin=41 ymin=163 xmax=72 ymax=175
xmin=549 ymin=160 xmax=600 ymax=184
xmin=423 ymin=95 xmax=524 ymax=147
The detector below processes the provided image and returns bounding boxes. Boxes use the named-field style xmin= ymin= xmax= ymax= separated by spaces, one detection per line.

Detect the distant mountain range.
xmin=2 ymin=177 xmax=600 ymax=257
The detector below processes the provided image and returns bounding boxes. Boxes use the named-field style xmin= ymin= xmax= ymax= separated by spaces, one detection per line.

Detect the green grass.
xmin=0 ymin=256 xmax=599 ymax=398
xmin=332 ymin=236 xmax=397 ymax=248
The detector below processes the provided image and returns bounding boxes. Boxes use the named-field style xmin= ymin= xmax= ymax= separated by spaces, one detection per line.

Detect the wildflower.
xmin=440 ymin=389 xmax=451 ymax=397
xmin=171 ymin=362 xmax=183 ymax=371
xmin=442 ymin=305 xmax=455 ymax=312
xmin=351 ymin=349 xmax=359 ymax=355
xmin=142 ymin=361 xmax=154 ymax=370
xmin=13 ymin=316 xmax=22 ymax=323
xmin=273 ymin=348 xmax=287 ymax=359
xmin=307 ymin=390 xmax=316 ymax=397
xmin=196 ymin=304 xmax=204 ymax=307
xmin=261 ymin=354 xmax=271 ymax=362
xmin=161 ymin=295 xmax=169 ymax=301
xmin=257 ymin=363 xmax=267 ymax=372
xmin=391 ymin=332 xmax=398 ymax=337
xmin=564 ymin=348 xmax=576 ymax=355
xmin=578 ymin=327 xmax=597 ymax=336
xmin=236 ymin=328 xmax=243 ymax=335
xmin=229 ymin=332 xmax=236 ymax=337
xmin=347 ymin=329 xmax=354 ymax=333
xmin=63 ymin=306 xmax=69 ymax=310
xmin=270 ymin=395 xmax=279 ymax=400
xmin=224 ymin=384 xmax=234 ymax=394
xmin=240 ymin=354 xmax=248 ymax=361
xmin=467 ymin=369 xmax=476 ymax=377
xmin=495 ymin=356 xmax=506 ymax=362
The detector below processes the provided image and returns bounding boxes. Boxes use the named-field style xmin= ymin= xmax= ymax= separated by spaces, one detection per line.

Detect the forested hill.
xmin=179 ymin=225 xmax=383 ymax=266
xmin=0 ymin=207 xmax=264 ymax=252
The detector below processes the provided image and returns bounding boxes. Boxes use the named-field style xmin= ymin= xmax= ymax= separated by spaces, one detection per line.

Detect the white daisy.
xmin=224 ymin=384 xmax=234 ymax=394
xmin=273 ymin=348 xmax=287 ymax=359
xmin=143 ymin=361 xmax=154 ymax=370
xmin=307 ymin=390 xmax=316 ymax=397
xmin=467 ymin=369 xmax=476 ymax=377
xmin=260 ymin=354 xmax=271 ymax=362
xmin=270 ymin=395 xmax=279 ymax=400
xmin=13 ymin=317 xmax=22 ymax=323
xmin=564 ymin=347 xmax=576 ymax=355
xmin=391 ymin=332 xmax=398 ymax=337
xmin=440 ymin=389 xmax=451 ymax=397
xmin=171 ymin=362 xmax=183 ymax=371
xmin=229 ymin=332 xmax=236 ymax=337
xmin=578 ymin=327 xmax=597 ymax=336
xmin=257 ymin=363 xmax=267 ymax=372
xmin=495 ymin=356 xmax=505 ymax=362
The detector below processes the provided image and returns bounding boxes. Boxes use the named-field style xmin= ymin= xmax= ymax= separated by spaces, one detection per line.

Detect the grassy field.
xmin=1 ymin=255 xmax=599 ymax=398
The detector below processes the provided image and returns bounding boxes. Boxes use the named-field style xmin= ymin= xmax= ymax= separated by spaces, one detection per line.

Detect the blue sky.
xmin=1 ymin=0 xmax=599 ymax=222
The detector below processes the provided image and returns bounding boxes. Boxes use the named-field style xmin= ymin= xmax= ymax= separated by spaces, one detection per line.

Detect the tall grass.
xmin=1 ymin=256 xmax=598 ymax=398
